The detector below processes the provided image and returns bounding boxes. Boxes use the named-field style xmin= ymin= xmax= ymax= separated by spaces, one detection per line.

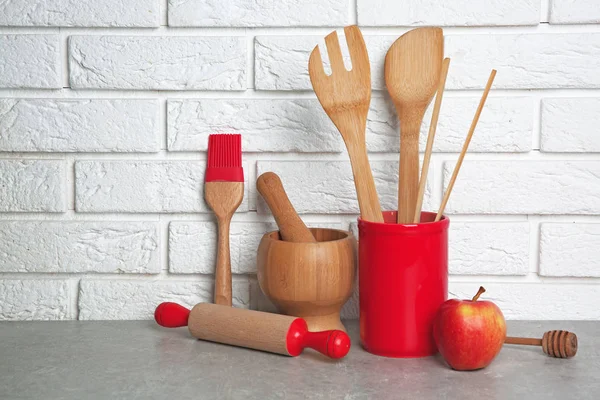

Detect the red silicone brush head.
xmin=154 ymin=302 xmax=191 ymax=328
xmin=205 ymin=134 xmax=244 ymax=182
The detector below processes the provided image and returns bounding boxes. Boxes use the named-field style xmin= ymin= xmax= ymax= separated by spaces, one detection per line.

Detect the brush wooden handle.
xmin=257 ymin=172 xmax=316 ymax=242
xmin=505 ymin=330 xmax=577 ymax=358
xmin=205 ymin=181 xmax=244 ymax=306
xmin=214 ymin=215 xmax=233 ymax=306
xmin=154 ymin=302 xmax=351 ymax=359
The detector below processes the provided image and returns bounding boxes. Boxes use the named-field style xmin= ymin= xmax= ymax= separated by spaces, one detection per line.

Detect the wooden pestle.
xmin=257 ymin=172 xmax=316 ymax=242
xmin=505 ymin=330 xmax=577 ymax=358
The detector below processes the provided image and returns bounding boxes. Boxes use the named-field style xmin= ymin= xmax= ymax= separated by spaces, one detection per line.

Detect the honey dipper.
xmin=505 ymin=330 xmax=577 ymax=358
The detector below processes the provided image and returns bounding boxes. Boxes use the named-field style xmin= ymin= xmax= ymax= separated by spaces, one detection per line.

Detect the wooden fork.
xmin=308 ymin=25 xmax=384 ymax=223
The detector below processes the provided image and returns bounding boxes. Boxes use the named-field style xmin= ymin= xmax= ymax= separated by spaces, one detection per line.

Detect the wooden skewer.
xmin=435 ymin=69 xmax=496 ymax=222
xmin=505 ymin=330 xmax=578 ymax=359
xmin=414 ymin=58 xmax=450 ymax=223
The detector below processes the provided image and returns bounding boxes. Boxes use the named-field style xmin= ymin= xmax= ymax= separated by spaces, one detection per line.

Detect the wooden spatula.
xmin=385 ymin=27 xmax=443 ymax=223
xmin=309 ymin=25 xmax=384 ymax=223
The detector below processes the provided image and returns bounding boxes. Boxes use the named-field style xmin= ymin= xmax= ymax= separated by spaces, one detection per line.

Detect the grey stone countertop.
xmin=0 ymin=320 xmax=598 ymax=399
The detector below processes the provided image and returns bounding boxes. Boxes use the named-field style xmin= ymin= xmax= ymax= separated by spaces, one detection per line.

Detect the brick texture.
xmin=167 ymin=99 xmax=342 ymax=152
xmin=0 ymin=35 xmax=60 ymax=88
xmin=443 ymin=161 xmax=600 ymax=214
xmin=450 ymin=223 xmax=530 ymax=275
xmin=69 ymin=36 xmax=246 ymax=90
xmin=78 ymin=279 xmax=250 ymax=320
xmin=168 ymin=0 xmax=348 ymax=27
xmin=358 ymin=0 xmax=539 ymax=26
xmin=0 ymin=280 xmax=69 ymax=320
xmin=168 ymin=97 xmax=532 ymax=153
xmin=0 ymin=222 xmax=159 ymax=273
xmin=0 ymin=0 xmax=158 ymax=27
xmin=255 ymin=34 xmax=600 ymax=90
xmin=550 ymin=0 xmax=600 ymax=24
xmin=540 ymin=223 xmax=600 ymax=277
xmin=0 ymin=99 xmax=159 ymax=152
xmin=541 ymin=98 xmax=600 ymax=153
xmin=0 ymin=160 xmax=65 ymax=212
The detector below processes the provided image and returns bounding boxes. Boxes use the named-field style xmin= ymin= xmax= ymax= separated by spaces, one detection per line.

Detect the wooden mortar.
xmin=257 ymin=228 xmax=356 ymax=332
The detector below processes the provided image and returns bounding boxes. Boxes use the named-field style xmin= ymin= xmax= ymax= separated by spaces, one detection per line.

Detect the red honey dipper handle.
xmin=154 ymin=302 xmax=351 ymax=359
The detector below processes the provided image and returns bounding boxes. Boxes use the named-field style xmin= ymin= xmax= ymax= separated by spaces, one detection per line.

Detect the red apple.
xmin=433 ymin=286 xmax=506 ymax=371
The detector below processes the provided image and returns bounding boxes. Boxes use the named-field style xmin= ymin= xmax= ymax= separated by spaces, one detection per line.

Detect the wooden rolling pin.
xmin=505 ymin=330 xmax=577 ymax=358
xmin=257 ymin=172 xmax=316 ymax=242
xmin=155 ymin=302 xmax=350 ymax=359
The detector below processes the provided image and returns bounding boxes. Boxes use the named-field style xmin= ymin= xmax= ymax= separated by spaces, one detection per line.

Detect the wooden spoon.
xmin=385 ymin=27 xmax=444 ymax=223
xmin=309 ymin=25 xmax=384 ymax=223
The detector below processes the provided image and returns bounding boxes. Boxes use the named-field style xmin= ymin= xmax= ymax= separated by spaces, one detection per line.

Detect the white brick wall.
xmin=1 ymin=0 xmax=599 ymax=321
xmin=168 ymin=0 xmax=349 ymax=27
xmin=0 ymin=160 xmax=65 ymax=212
xmin=69 ymin=36 xmax=246 ymax=90
xmin=0 ymin=222 xmax=159 ymax=273
xmin=0 ymin=280 xmax=70 ymax=320
xmin=0 ymin=0 xmax=159 ymax=27
xmin=540 ymin=224 xmax=600 ymax=277
xmin=541 ymin=98 xmax=600 ymax=152
xmin=0 ymin=35 xmax=60 ymax=88
xmin=256 ymin=33 xmax=600 ymax=90
xmin=549 ymin=0 xmax=600 ymax=24
xmin=0 ymin=99 xmax=159 ymax=152
xmin=357 ymin=0 xmax=540 ymax=26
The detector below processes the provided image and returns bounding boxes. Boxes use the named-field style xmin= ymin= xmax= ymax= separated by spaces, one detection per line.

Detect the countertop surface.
xmin=0 ymin=320 xmax=598 ymax=399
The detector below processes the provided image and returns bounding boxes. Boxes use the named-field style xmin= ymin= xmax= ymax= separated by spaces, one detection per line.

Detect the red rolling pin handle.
xmin=155 ymin=302 xmax=190 ymax=327
xmin=154 ymin=302 xmax=350 ymax=359
xmin=286 ymin=318 xmax=350 ymax=359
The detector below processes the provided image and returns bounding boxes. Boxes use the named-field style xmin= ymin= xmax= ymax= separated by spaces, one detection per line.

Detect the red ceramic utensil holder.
xmin=358 ymin=211 xmax=449 ymax=357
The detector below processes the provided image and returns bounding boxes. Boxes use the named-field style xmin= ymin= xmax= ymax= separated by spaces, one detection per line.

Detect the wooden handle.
xmin=435 ymin=69 xmax=496 ymax=222
xmin=505 ymin=337 xmax=542 ymax=346
xmin=257 ymin=172 xmax=316 ymax=242
xmin=414 ymin=58 xmax=451 ymax=223
xmin=505 ymin=330 xmax=577 ymax=358
xmin=214 ymin=216 xmax=232 ymax=306
xmin=348 ymin=147 xmax=384 ymax=223
xmin=155 ymin=302 xmax=350 ymax=358
xmin=205 ymin=181 xmax=244 ymax=307
xmin=397 ymin=111 xmax=424 ymax=224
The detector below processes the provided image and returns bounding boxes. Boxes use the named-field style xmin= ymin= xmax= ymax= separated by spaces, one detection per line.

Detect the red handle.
xmin=155 ymin=302 xmax=190 ymax=327
xmin=286 ymin=318 xmax=351 ymax=359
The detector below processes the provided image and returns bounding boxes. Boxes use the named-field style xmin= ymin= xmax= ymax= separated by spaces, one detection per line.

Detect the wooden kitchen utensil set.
xmin=154 ymin=24 xmax=577 ymax=362
xmin=310 ymin=25 xmax=495 ymax=224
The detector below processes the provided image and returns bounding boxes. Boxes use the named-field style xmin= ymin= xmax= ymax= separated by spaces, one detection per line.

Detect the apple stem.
xmin=471 ymin=286 xmax=486 ymax=302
